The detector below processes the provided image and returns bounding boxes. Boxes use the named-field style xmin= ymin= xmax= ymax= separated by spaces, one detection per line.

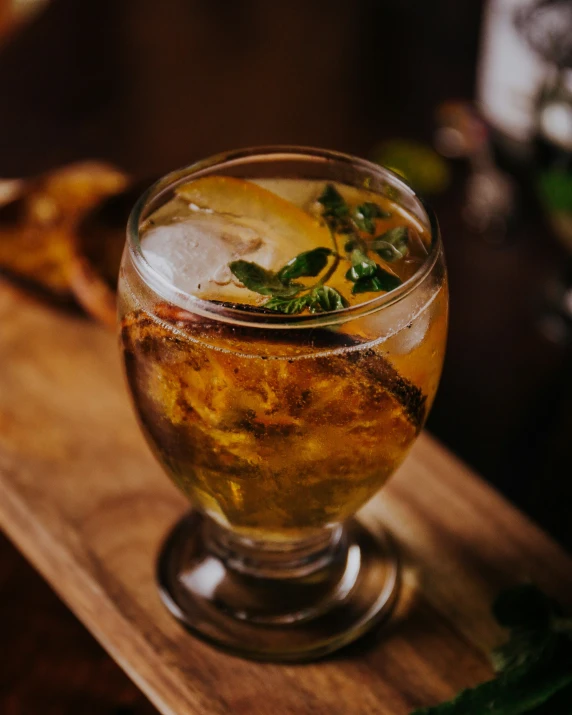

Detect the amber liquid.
xmin=121 ymin=296 xmax=446 ymax=540
xmin=120 ymin=178 xmax=447 ymax=540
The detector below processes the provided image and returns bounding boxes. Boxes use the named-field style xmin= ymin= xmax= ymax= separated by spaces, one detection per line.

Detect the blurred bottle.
xmin=477 ymin=0 xmax=548 ymax=166
xmin=478 ymin=0 xmax=572 ymax=224
xmin=478 ymin=0 xmax=572 ymax=341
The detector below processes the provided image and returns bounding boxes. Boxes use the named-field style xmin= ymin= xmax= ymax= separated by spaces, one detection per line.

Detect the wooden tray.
xmin=1 ymin=281 xmax=571 ymax=715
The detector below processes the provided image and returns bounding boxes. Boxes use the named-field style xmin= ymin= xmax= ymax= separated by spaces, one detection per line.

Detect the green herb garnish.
xmin=228 ymin=182 xmax=405 ymax=314
xmin=344 ymin=247 xmax=402 ymax=294
xmin=264 ymin=286 xmax=347 ymax=314
xmin=350 ymin=265 xmax=402 ymax=294
xmin=227 ymin=260 xmax=300 ymax=297
xmin=373 ymin=226 xmax=410 ymax=262
xmin=345 ymin=248 xmax=379 ymax=281
xmin=411 ymin=585 xmax=572 ymax=715
xmin=317 ymin=183 xmax=352 ymax=233
xmin=277 ymin=247 xmax=332 ymax=283
xmin=352 ymin=201 xmax=391 ymax=234
xmin=263 ymin=293 xmax=314 ymax=315
xmin=311 ymin=285 xmax=348 ymax=312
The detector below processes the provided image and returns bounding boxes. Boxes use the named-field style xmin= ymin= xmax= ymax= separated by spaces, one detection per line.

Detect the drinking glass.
xmin=118 ymin=147 xmax=448 ymax=661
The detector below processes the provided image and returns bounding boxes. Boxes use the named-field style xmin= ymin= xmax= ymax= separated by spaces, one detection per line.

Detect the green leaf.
xmin=372 ymin=226 xmax=409 ymax=262
xmin=411 ymin=584 xmax=572 ymax=715
xmin=493 ymin=585 xmax=555 ymax=631
xmin=344 ymin=237 xmax=368 ymax=255
xmin=411 ymin=664 xmax=572 ymax=715
xmin=228 ymin=260 xmax=299 ymax=297
xmin=352 ymin=201 xmax=391 ymax=233
xmin=317 ymin=184 xmax=352 ymax=232
xmin=345 ymin=249 xmax=378 ymax=281
xmin=263 ymin=294 xmax=312 ymax=314
xmin=264 ymin=286 xmax=348 ymax=314
xmin=351 ymin=265 xmax=402 ymax=294
xmin=317 ymin=183 xmax=348 ymax=216
xmin=308 ymin=286 xmax=348 ymax=312
xmin=491 ymin=630 xmax=558 ymax=675
xmin=277 ymin=247 xmax=332 ymax=283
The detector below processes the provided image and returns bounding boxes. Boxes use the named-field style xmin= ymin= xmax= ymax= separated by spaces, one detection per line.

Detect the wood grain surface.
xmin=1 ymin=279 xmax=572 ymax=715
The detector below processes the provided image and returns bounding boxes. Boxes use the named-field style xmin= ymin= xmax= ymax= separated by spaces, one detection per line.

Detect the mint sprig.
xmin=345 ymin=247 xmax=401 ymax=294
xmin=373 ymin=226 xmax=410 ymax=262
xmin=353 ymin=201 xmax=391 ymax=233
xmin=412 ymin=585 xmax=572 ymax=715
xmin=228 ymin=260 xmax=300 ymax=297
xmin=228 ymin=183 xmax=404 ymax=314
xmin=264 ymin=286 xmax=347 ymax=314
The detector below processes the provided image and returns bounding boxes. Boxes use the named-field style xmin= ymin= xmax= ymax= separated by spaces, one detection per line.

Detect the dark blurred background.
xmin=1 ymin=0 xmax=572 ymax=712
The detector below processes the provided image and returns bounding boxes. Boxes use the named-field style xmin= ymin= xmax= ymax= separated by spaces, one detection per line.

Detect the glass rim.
xmin=126 ymin=145 xmax=442 ymax=329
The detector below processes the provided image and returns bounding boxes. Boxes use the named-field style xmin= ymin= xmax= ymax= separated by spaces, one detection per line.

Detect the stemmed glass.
xmin=118 ymin=147 xmax=447 ymax=661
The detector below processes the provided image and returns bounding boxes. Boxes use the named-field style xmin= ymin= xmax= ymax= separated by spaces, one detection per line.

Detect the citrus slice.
xmin=176 ymin=176 xmax=331 ymax=254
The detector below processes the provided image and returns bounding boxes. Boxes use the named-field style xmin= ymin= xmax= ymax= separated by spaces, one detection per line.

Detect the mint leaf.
xmin=318 ymin=183 xmax=348 ymax=217
xmin=345 ymin=249 xmax=378 ymax=281
xmin=229 ymin=260 xmax=299 ymax=297
xmin=372 ymin=226 xmax=409 ymax=262
xmin=412 ymin=664 xmax=572 ymax=715
xmin=264 ymin=286 xmax=348 ymax=314
xmin=351 ymin=265 xmax=402 ymax=294
xmin=344 ymin=237 xmax=368 ymax=254
xmin=264 ymin=294 xmax=312 ymax=314
xmin=317 ymin=184 xmax=352 ymax=233
xmin=277 ymin=247 xmax=332 ymax=283
xmin=308 ymin=285 xmax=348 ymax=312
xmin=352 ymin=201 xmax=391 ymax=233
xmin=412 ymin=585 xmax=572 ymax=715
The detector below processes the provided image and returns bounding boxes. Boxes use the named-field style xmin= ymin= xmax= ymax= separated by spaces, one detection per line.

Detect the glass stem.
xmin=203 ymin=518 xmax=345 ymax=580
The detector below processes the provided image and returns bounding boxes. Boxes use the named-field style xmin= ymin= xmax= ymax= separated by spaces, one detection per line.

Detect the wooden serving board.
xmin=1 ymin=280 xmax=572 ymax=715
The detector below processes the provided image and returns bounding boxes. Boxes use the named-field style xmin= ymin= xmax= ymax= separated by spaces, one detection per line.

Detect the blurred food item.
xmin=0 ymin=162 xmax=127 ymax=301
xmin=371 ymin=139 xmax=450 ymax=195
xmin=70 ymin=183 xmax=148 ymax=328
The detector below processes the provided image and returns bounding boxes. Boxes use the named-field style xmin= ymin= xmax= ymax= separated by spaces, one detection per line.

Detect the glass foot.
xmin=157 ymin=512 xmax=400 ymax=662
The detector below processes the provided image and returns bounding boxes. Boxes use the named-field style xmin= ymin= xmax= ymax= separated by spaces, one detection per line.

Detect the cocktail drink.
xmin=119 ymin=148 xmax=447 ymax=660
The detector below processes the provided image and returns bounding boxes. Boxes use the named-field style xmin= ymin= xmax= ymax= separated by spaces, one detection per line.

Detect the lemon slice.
xmin=176 ymin=176 xmax=331 ymax=253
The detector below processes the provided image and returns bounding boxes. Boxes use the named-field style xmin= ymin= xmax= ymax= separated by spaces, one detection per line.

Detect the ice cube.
xmin=141 ymin=213 xmax=285 ymax=302
xmin=357 ymin=282 xmax=435 ymax=352
xmin=391 ymin=307 xmax=431 ymax=354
